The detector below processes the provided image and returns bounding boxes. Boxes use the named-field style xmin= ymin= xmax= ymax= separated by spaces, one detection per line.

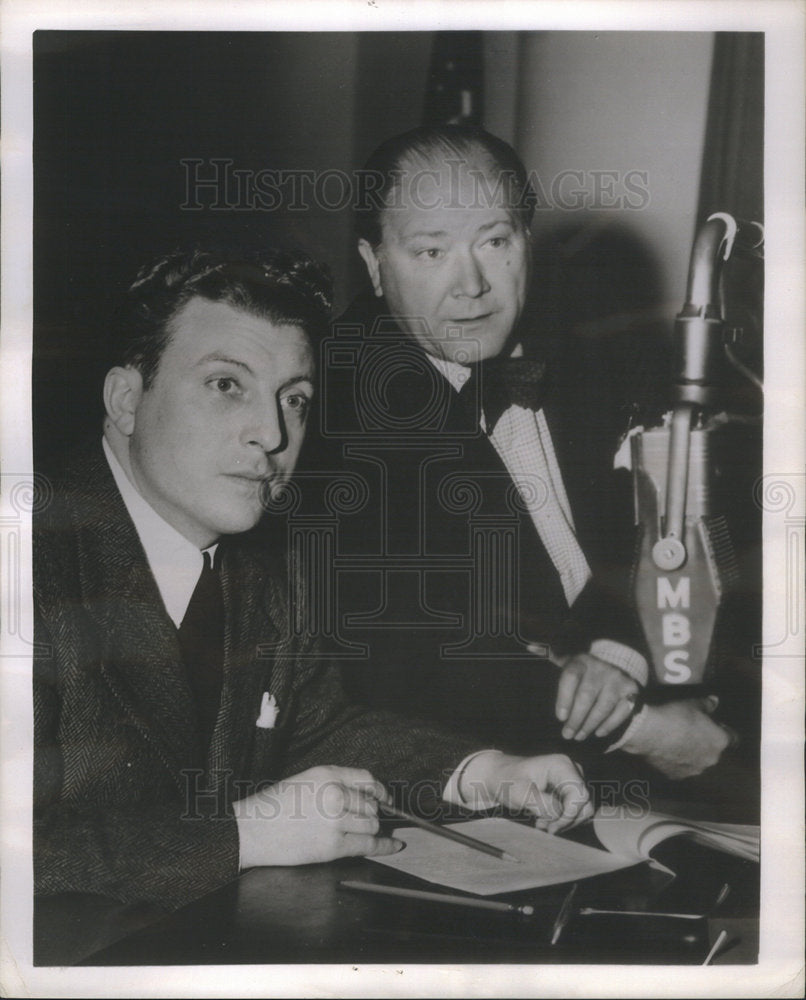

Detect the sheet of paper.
xmin=370 ymin=818 xmax=633 ymax=896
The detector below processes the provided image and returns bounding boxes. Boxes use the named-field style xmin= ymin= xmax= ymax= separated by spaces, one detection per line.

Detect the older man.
xmin=33 ymin=249 xmax=592 ymax=909
xmin=314 ymin=125 xmax=735 ymax=778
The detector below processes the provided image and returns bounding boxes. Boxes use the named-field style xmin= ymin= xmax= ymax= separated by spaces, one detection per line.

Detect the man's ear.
xmin=103 ymin=366 xmax=143 ymax=437
xmin=357 ymin=239 xmax=384 ymax=298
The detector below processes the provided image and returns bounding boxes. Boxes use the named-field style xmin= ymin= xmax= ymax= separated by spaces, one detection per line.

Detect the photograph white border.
xmin=2 ymin=1 xmax=803 ymax=997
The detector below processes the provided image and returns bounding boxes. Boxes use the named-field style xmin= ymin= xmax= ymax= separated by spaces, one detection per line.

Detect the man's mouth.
xmin=447 ymin=312 xmax=493 ymax=324
xmin=225 ymin=471 xmax=273 ymax=486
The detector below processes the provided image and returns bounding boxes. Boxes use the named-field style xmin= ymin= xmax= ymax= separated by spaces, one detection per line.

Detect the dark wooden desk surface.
xmin=35 ymin=831 xmax=758 ymax=968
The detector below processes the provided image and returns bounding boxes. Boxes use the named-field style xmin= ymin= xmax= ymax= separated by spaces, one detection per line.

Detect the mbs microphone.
xmin=621 ymin=213 xmax=763 ymax=691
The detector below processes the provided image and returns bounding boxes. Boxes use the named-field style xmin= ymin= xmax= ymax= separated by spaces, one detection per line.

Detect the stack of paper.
xmin=593 ymin=810 xmax=760 ymax=864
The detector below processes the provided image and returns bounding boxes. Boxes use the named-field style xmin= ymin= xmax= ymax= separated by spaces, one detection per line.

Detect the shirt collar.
xmin=426 ymin=354 xmax=472 ymax=393
xmin=102 ymin=436 xmax=217 ymax=628
xmin=426 ymin=349 xmax=543 ymax=437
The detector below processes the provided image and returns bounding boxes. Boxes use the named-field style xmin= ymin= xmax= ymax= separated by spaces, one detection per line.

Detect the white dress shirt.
xmin=428 ymin=356 xmax=648 ymax=687
xmin=103 ymin=436 xmax=217 ymax=628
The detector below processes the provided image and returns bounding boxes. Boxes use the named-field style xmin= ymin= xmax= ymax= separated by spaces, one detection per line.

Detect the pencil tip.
xmin=502 ymin=852 xmax=521 ymax=864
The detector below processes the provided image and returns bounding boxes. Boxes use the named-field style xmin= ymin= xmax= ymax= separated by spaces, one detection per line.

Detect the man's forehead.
xmin=160 ymin=297 xmax=313 ymax=376
xmin=170 ymin=297 xmax=309 ymax=349
xmin=382 ymin=157 xmax=522 ymax=231
xmin=382 ymin=200 xmax=519 ymax=241
xmin=392 ymin=210 xmax=516 ymax=242
xmin=408 ymin=149 xmax=514 ymax=186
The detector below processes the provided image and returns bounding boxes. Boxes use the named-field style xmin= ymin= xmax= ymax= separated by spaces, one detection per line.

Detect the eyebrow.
xmin=401 ymin=219 xmax=515 ymax=241
xmin=477 ymin=218 xmax=515 ymax=233
xmin=402 ymin=229 xmax=449 ymax=240
xmin=195 ymin=354 xmax=314 ymax=389
xmin=279 ymin=374 xmax=315 ymax=392
xmin=196 ymin=353 xmax=255 ymax=376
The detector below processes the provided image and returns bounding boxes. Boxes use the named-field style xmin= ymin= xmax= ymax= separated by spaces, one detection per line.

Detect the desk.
xmin=35 ymin=832 xmax=758 ymax=967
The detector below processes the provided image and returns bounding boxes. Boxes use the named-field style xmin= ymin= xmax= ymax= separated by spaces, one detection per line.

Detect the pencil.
xmin=379 ymin=803 xmax=521 ymax=864
xmin=550 ymin=882 xmax=578 ymax=945
xmin=579 ymin=907 xmax=705 ymax=920
xmin=339 ymin=880 xmax=535 ymax=916
xmin=702 ymin=928 xmax=729 ymax=965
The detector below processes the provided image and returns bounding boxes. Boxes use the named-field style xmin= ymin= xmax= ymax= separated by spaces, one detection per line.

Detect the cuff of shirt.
xmin=605 ymin=704 xmax=650 ymax=753
xmin=589 ymin=639 xmax=649 ymax=687
xmin=442 ymin=749 xmax=504 ymax=811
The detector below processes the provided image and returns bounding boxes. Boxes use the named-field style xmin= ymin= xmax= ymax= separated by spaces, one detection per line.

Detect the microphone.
xmin=626 ymin=417 xmax=738 ymax=685
xmin=620 ymin=213 xmax=755 ymax=685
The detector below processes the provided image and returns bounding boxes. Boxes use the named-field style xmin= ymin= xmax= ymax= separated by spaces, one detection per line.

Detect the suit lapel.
xmin=66 ymin=448 xmax=203 ymax=782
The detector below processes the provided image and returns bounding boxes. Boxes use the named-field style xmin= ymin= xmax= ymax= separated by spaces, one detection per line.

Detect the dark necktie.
xmin=177 ymin=549 xmax=224 ymax=752
xmin=464 ymin=356 xmax=550 ymax=434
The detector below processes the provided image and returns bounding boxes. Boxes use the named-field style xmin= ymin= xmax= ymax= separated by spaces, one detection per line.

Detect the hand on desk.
xmin=553 ymin=652 xmax=640 ymax=741
xmin=619 ymin=697 xmax=735 ymax=779
xmin=458 ymin=752 xmax=594 ymax=834
xmin=233 ymin=765 xmax=401 ymax=870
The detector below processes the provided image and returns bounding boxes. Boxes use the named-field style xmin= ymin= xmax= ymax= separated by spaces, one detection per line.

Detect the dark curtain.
xmin=697 ymin=33 xmax=764 ymax=226
xmin=696 ymin=32 xmax=764 ymax=707
xmin=696 ymin=32 xmax=764 ymax=404
xmin=423 ymin=31 xmax=484 ymax=126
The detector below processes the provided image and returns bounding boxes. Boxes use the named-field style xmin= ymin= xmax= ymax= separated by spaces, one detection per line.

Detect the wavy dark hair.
xmin=119 ymin=249 xmax=333 ymax=389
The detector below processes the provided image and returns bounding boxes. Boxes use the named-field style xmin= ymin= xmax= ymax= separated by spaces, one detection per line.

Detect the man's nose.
xmin=451 ymin=250 xmax=490 ymax=298
xmin=243 ymin=401 xmax=284 ymax=454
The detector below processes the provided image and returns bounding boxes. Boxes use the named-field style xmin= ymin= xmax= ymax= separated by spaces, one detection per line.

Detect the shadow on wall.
xmin=527 ymin=216 xmax=672 ymax=433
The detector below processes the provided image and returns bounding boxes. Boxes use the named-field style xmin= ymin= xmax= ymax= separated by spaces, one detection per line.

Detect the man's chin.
xmin=209 ymin=503 xmax=266 ymax=538
xmin=441 ymin=334 xmax=511 ymax=366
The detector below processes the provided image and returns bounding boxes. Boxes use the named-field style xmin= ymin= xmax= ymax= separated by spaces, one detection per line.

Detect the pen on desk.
xmin=579 ymin=907 xmax=705 ymax=920
xmin=702 ymin=928 xmax=729 ymax=965
xmin=713 ymin=882 xmax=732 ymax=909
xmin=579 ymin=881 xmax=732 ymax=922
xmin=550 ymin=882 xmax=578 ymax=945
xmin=379 ymin=802 xmax=521 ymax=864
xmin=339 ymin=880 xmax=535 ymax=916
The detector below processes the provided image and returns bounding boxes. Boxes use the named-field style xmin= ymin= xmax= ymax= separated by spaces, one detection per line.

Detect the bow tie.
xmin=463 ymin=355 xmax=550 ymax=433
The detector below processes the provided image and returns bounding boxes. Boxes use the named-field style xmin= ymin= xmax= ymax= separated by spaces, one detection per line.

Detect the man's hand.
xmin=233 ymin=765 xmax=402 ymax=870
xmin=458 ymin=752 xmax=594 ymax=834
xmin=552 ymin=652 xmax=639 ymax=741
xmin=620 ymin=697 xmax=736 ymax=779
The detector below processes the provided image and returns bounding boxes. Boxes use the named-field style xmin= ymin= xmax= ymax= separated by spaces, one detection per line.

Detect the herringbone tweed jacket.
xmin=33 ymin=444 xmax=477 ymax=907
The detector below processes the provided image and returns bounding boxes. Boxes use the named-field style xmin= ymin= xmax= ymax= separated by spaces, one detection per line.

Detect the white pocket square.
xmin=256 ymin=691 xmax=279 ymax=729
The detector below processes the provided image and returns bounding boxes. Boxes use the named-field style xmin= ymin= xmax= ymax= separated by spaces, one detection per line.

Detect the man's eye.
xmin=486 ymin=236 xmax=509 ymax=249
xmin=213 ymin=377 xmax=239 ymax=393
xmin=416 ymin=248 xmax=443 ymax=260
xmin=282 ymin=393 xmax=310 ymax=415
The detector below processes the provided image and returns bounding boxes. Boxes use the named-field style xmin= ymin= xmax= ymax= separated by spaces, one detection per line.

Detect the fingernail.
xmin=562 ymin=726 xmax=573 ymax=739
xmin=574 ymin=731 xmax=587 ymax=741
xmin=557 ymin=709 xmax=568 ymax=721
xmin=392 ymin=838 xmax=405 ymax=853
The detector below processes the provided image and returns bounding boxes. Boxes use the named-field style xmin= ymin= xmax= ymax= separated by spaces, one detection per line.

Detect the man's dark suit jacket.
xmin=33 ymin=444 xmax=478 ymax=907
xmin=303 ymin=294 xmax=648 ymax=755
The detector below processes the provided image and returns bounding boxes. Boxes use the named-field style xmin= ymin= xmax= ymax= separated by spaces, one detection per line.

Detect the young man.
xmin=316 ymin=125 xmax=736 ymax=777
xmin=33 ymin=249 xmax=591 ymax=908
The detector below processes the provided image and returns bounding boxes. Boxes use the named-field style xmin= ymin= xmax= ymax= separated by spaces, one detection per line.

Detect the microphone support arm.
xmin=652 ymin=213 xmax=736 ymax=571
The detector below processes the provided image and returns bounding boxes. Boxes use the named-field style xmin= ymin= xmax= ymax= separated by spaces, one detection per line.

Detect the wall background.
xmin=503 ymin=31 xmax=714 ymax=310
xmin=34 ymin=30 xmax=723 ymax=472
